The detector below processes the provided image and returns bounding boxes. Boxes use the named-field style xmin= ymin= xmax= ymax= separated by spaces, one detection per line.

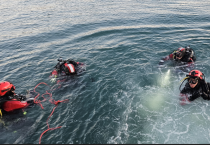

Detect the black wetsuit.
xmin=160 ymin=47 xmax=196 ymax=66
xmin=54 ymin=59 xmax=79 ymax=75
xmin=0 ymin=96 xmax=10 ymax=109
xmin=181 ymin=81 xmax=210 ymax=101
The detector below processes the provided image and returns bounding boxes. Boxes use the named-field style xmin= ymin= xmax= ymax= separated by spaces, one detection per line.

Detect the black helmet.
xmin=57 ymin=57 xmax=63 ymax=62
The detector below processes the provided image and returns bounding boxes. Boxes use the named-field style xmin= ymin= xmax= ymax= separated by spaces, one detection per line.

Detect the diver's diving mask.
xmin=188 ymin=78 xmax=198 ymax=84
xmin=176 ymin=52 xmax=184 ymax=58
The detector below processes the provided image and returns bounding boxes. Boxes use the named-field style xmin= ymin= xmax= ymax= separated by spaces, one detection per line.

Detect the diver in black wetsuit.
xmin=179 ymin=70 xmax=210 ymax=104
xmin=50 ymin=57 xmax=86 ymax=83
xmin=54 ymin=57 xmax=80 ymax=75
xmin=159 ymin=46 xmax=196 ymax=66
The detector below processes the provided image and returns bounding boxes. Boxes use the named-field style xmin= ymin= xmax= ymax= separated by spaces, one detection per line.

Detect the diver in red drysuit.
xmin=0 ymin=81 xmax=27 ymax=112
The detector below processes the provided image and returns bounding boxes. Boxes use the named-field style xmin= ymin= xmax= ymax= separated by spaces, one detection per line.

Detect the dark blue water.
xmin=1 ymin=0 xmax=210 ymax=143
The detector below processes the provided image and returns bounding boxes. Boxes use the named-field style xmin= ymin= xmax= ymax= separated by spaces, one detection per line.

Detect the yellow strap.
xmin=173 ymin=51 xmax=177 ymax=59
xmin=180 ymin=77 xmax=189 ymax=83
xmin=0 ymin=109 xmax=7 ymax=128
xmin=0 ymin=109 xmax=2 ymax=118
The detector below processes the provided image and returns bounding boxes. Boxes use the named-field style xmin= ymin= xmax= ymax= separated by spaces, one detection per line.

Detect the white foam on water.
xmin=108 ymin=64 xmax=210 ymax=144
xmin=107 ymin=70 xmax=173 ymax=144
xmin=137 ymin=70 xmax=210 ymax=144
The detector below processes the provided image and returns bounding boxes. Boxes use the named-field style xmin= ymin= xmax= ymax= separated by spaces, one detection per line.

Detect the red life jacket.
xmin=64 ymin=63 xmax=75 ymax=74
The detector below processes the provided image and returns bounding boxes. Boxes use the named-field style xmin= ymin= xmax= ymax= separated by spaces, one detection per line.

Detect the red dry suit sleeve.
xmin=162 ymin=53 xmax=173 ymax=61
xmin=169 ymin=53 xmax=173 ymax=59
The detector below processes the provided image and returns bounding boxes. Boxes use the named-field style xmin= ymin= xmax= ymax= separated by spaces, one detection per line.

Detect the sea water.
xmin=1 ymin=0 xmax=210 ymax=143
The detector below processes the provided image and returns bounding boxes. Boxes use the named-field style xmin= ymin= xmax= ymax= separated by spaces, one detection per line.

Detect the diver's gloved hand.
xmin=179 ymin=94 xmax=191 ymax=105
xmin=19 ymin=94 xmax=26 ymax=101
xmin=13 ymin=94 xmax=26 ymax=101
xmin=180 ymin=97 xmax=190 ymax=105
xmin=50 ymin=78 xmax=56 ymax=83
xmin=8 ymin=95 xmax=14 ymax=100
xmin=201 ymin=92 xmax=210 ymax=100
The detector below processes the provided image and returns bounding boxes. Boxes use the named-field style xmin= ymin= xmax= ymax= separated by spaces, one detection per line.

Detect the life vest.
xmin=0 ymin=81 xmax=15 ymax=97
xmin=64 ymin=63 xmax=75 ymax=74
xmin=3 ymin=99 xmax=27 ymax=112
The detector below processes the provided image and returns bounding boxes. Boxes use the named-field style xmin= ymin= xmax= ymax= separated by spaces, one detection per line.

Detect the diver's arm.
xmin=180 ymin=90 xmax=201 ymax=104
xmin=188 ymin=48 xmax=196 ymax=62
xmin=186 ymin=83 xmax=202 ymax=101
xmin=180 ymin=83 xmax=190 ymax=94
xmin=184 ymin=48 xmax=196 ymax=63
xmin=201 ymin=82 xmax=210 ymax=100
xmin=54 ymin=62 xmax=61 ymax=69
xmin=179 ymin=93 xmax=191 ymax=105
xmin=187 ymin=60 xmax=194 ymax=65
xmin=186 ymin=58 xmax=195 ymax=67
xmin=159 ymin=53 xmax=174 ymax=65
xmin=15 ymin=94 xmax=26 ymax=101
xmin=179 ymin=85 xmax=191 ymax=105
xmin=54 ymin=60 xmax=66 ymax=73
xmin=8 ymin=94 xmax=26 ymax=101
xmin=191 ymin=55 xmax=196 ymax=62
xmin=179 ymin=84 xmax=193 ymax=104
xmin=201 ymin=92 xmax=210 ymax=100
xmin=162 ymin=53 xmax=174 ymax=61
xmin=185 ymin=54 xmax=194 ymax=63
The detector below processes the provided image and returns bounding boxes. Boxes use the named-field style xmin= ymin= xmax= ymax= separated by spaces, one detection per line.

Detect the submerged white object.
xmin=146 ymin=69 xmax=171 ymax=111
xmin=50 ymin=78 xmax=56 ymax=83
xmin=161 ymin=70 xmax=170 ymax=87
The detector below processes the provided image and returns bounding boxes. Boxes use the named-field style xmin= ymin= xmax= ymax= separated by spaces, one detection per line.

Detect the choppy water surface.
xmin=1 ymin=0 xmax=210 ymax=144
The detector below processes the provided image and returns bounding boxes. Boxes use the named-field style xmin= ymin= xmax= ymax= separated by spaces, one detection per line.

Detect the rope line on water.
xmin=33 ymin=82 xmax=69 ymax=144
